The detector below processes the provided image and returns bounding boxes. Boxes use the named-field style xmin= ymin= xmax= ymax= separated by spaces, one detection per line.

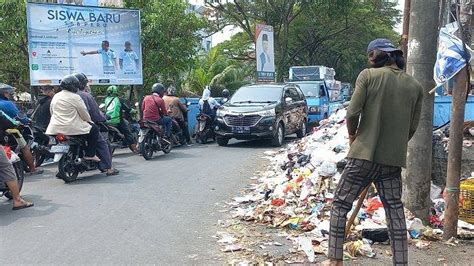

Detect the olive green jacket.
xmin=347 ymin=66 xmax=424 ymax=168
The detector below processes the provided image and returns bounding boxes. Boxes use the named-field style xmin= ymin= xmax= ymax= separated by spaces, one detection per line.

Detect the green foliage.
xmin=0 ymin=1 xmax=29 ymax=92
xmin=208 ymin=0 xmax=400 ymax=83
xmin=124 ymin=0 xmax=205 ymax=91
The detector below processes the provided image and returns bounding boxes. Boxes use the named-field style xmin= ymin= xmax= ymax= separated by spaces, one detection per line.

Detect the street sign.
xmin=26 ymin=3 xmax=142 ymax=85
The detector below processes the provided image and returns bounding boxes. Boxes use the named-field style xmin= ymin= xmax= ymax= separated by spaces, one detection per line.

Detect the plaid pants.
xmin=328 ymin=158 xmax=408 ymax=266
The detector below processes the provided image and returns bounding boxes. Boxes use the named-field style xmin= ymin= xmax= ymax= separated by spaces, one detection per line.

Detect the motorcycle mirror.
xmin=135 ymin=102 xmax=139 ymax=107
xmin=99 ymin=103 xmax=105 ymax=109
xmin=187 ymin=102 xmax=191 ymax=106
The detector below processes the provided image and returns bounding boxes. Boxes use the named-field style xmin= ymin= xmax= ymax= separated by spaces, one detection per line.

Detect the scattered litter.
xmin=221 ymin=244 xmax=244 ymax=253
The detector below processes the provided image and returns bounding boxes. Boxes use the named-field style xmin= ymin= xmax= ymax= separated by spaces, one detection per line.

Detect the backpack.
xmin=202 ymin=100 xmax=212 ymax=115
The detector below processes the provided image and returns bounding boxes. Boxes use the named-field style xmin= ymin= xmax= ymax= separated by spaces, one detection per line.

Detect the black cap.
xmin=367 ymin=38 xmax=402 ymax=54
xmin=262 ymin=34 xmax=268 ymax=42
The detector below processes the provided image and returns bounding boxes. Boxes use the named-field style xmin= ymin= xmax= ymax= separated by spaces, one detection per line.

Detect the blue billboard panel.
xmin=27 ymin=3 xmax=142 ymax=85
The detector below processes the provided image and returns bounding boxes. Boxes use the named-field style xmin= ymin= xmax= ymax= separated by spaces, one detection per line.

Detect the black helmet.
xmin=151 ymin=83 xmax=165 ymax=95
xmin=0 ymin=83 xmax=15 ymax=96
xmin=222 ymin=88 xmax=230 ymax=98
xmin=167 ymin=86 xmax=177 ymax=96
xmin=73 ymin=73 xmax=88 ymax=90
xmin=60 ymin=75 xmax=80 ymax=93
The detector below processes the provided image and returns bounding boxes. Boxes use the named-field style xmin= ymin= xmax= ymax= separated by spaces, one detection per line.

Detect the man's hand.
xmin=349 ymin=134 xmax=356 ymax=146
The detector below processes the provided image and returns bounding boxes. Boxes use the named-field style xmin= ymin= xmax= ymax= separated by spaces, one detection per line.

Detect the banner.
xmin=27 ymin=3 xmax=142 ymax=86
xmin=433 ymin=22 xmax=472 ymax=87
xmin=256 ymin=24 xmax=275 ymax=82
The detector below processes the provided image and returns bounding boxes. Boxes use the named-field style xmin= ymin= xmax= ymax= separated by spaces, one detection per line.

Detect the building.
xmin=187 ymin=2 xmax=213 ymax=53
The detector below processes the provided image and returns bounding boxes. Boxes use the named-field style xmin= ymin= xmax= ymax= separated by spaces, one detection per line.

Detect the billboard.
xmin=26 ymin=3 xmax=142 ymax=86
xmin=255 ymin=24 xmax=275 ymax=82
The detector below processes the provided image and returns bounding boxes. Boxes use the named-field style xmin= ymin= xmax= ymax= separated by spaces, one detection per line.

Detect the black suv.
xmin=215 ymin=84 xmax=308 ymax=146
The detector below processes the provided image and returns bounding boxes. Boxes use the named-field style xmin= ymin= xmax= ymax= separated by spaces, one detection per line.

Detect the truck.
xmin=287 ymin=65 xmax=344 ymax=127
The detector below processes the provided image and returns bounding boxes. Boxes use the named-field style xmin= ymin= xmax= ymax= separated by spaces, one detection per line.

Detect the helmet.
xmin=60 ymin=75 xmax=80 ymax=93
xmin=222 ymin=88 xmax=230 ymax=98
xmin=151 ymin=83 xmax=165 ymax=95
xmin=167 ymin=86 xmax=177 ymax=96
xmin=0 ymin=83 xmax=15 ymax=95
xmin=107 ymin=85 xmax=119 ymax=96
xmin=73 ymin=73 xmax=88 ymax=90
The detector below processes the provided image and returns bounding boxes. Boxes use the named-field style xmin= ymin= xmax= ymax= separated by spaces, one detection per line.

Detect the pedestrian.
xmin=321 ymin=39 xmax=424 ymax=266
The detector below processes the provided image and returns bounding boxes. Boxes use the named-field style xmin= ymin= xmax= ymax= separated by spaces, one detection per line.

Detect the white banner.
xmin=256 ymin=24 xmax=275 ymax=81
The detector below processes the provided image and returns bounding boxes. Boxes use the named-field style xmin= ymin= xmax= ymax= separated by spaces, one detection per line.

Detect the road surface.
xmin=0 ymin=140 xmax=271 ymax=264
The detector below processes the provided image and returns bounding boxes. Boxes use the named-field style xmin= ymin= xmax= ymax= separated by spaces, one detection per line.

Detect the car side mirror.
xmin=285 ymin=97 xmax=293 ymax=104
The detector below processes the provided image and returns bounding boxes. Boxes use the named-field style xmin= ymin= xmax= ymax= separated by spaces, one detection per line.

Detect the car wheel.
xmin=217 ymin=137 xmax=229 ymax=146
xmin=296 ymin=120 xmax=307 ymax=138
xmin=271 ymin=123 xmax=284 ymax=147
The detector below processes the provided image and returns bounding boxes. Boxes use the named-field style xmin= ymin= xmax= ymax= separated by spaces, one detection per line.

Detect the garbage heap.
xmin=227 ymin=108 xmax=474 ymax=262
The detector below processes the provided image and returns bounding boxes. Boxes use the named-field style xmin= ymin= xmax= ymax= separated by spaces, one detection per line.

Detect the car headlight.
xmin=255 ymin=109 xmax=275 ymax=117
xmin=217 ymin=109 xmax=230 ymax=117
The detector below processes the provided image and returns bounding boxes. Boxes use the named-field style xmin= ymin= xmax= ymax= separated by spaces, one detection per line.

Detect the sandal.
xmin=106 ymin=169 xmax=120 ymax=176
xmin=12 ymin=202 xmax=34 ymax=211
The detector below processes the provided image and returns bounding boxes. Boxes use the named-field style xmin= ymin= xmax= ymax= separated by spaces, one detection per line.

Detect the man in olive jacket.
xmin=323 ymin=39 xmax=423 ymax=266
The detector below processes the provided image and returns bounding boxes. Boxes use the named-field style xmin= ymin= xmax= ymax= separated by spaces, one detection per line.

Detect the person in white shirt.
xmin=119 ymin=41 xmax=139 ymax=72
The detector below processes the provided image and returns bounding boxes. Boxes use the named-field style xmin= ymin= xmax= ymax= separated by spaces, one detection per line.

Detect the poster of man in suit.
xmin=256 ymin=24 xmax=275 ymax=81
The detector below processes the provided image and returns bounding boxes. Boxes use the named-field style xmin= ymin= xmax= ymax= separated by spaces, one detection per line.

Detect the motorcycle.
xmin=138 ymin=120 xmax=172 ymax=160
xmin=170 ymin=118 xmax=186 ymax=147
xmin=0 ymin=134 xmax=26 ymax=199
xmin=105 ymin=122 xmax=138 ymax=154
xmin=194 ymin=113 xmax=215 ymax=144
xmin=31 ymin=125 xmax=54 ymax=167
xmin=50 ymin=134 xmax=100 ymax=183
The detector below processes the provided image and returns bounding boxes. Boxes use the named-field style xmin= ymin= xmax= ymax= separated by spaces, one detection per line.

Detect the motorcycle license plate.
xmin=232 ymin=126 xmax=250 ymax=134
xmin=50 ymin=145 xmax=69 ymax=153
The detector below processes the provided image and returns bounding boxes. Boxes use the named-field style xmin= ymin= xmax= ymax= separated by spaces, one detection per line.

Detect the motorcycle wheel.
xmin=4 ymin=162 xmax=25 ymax=200
xmin=58 ymin=151 xmax=79 ymax=183
xmin=33 ymin=149 xmax=46 ymax=168
xmin=140 ymin=133 xmax=154 ymax=160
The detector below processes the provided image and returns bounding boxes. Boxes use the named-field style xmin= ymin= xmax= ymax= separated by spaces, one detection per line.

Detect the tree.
xmin=207 ymin=0 xmax=400 ymax=83
xmin=0 ymin=1 xmax=29 ymax=92
xmin=124 ymin=0 xmax=205 ymax=90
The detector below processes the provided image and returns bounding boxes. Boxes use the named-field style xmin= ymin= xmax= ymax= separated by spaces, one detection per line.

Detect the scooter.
xmin=31 ymin=125 xmax=54 ymax=167
xmin=170 ymin=118 xmax=187 ymax=147
xmin=0 ymin=134 xmax=26 ymax=199
xmin=106 ymin=121 xmax=138 ymax=154
xmin=49 ymin=134 xmax=100 ymax=183
xmin=194 ymin=113 xmax=215 ymax=144
xmin=138 ymin=120 xmax=172 ymax=160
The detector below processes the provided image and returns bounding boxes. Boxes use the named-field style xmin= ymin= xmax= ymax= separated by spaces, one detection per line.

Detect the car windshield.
xmin=296 ymin=82 xmax=324 ymax=98
xmin=230 ymin=86 xmax=281 ymax=104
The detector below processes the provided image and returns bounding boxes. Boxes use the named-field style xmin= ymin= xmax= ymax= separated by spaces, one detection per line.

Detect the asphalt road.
xmin=0 ymin=140 xmax=272 ymax=264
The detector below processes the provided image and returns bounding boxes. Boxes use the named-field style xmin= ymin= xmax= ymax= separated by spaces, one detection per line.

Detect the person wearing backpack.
xmin=198 ymin=87 xmax=220 ymax=119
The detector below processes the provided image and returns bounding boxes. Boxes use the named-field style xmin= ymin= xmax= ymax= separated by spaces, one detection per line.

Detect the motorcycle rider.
xmin=74 ymin=73 xmax=119 ymax=176
xmin=221 ymin=88 xmax=230 ymax=104
xmin=0 ymin=84 xmax=43 ymax=175
xmin=33 ymin=86 xmax=55 ymax=130
xmin=104 ymin=85 xmax=138 ymax=153
xmin=142 ymin=83 xmax=172 ymax=139
xmin=163 ymin=86 xmax=191 ymax=145
xmin=47 ymin=75 xmax=101 ymax=162
xmin=199 ymin=87 xmax=220 ymax=120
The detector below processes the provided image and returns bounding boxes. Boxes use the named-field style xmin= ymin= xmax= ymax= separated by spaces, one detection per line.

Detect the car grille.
xmin=224 ymin=115 xmax=262 ymax=127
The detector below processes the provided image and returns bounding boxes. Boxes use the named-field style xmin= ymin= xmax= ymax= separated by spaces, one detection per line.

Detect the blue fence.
xmin=433 ymin=95 xmax=474 ymax=128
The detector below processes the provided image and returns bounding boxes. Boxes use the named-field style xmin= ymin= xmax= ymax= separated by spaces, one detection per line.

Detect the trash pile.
xmin=221 ymin=108 xmax=474 ymax=262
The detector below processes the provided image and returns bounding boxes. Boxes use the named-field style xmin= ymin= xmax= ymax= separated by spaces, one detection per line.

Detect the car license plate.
xmin=50 ymin=144 xmax=69 ymax=153
xmin=232 ymin=126 xmax=250 ymax=134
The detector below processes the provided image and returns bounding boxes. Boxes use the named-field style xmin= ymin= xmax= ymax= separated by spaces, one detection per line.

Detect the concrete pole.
xmin=403 ymin=0 xmax=440 ymax=222
xmin=443 ymin=0 xmax=472 ymax=241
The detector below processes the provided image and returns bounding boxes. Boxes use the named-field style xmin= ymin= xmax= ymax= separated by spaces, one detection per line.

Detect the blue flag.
xmin=434 ymin=22 xmax=472 ymax=87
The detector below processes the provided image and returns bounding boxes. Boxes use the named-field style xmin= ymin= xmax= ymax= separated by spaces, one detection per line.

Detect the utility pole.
xmin=400 ymin=0 xmax=411 ymax=63
xmin=443 ymin=0 xmax=472 ymax=241
xmin=403 ymin=0 xmax=440 ymax=222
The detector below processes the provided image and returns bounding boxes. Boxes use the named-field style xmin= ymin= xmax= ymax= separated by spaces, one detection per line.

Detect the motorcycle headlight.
xmin=255 ymin=109 xmax=276 ymax=117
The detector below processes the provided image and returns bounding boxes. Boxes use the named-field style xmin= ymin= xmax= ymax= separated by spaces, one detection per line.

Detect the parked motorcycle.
xmin=138 ymin=120 xmax=172 ymax=160
xmin=194 ymin=113 xmax=215 ymax=144
xmin=0 ymin=134 xmax=26 ymax=199
xmin=50 ymin=134 xmax=100 ymax=183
